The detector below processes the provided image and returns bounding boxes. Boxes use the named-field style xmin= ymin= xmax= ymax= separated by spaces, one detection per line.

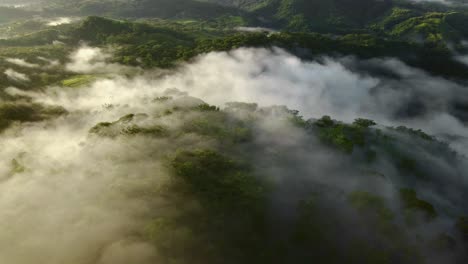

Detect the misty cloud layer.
xmin=407 ymin=0 xmax=467 ymax=5
xmin=4 ymin=68 xmax=29 ymax=81
xmin=5 ymin=58 xmax=39 ymax=68
xmin=154 ymin=48 xmax=468 ymax=153
xmin=46 ymin=17 xmax=78 ymax=26
xmin=1 ymin=46 xmax=467 ymax=263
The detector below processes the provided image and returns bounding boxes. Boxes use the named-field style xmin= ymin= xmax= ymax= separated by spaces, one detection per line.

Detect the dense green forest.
xmin=2 ymin=14 xmax=468 ymax=85
xmin=1 ymin=0 xmax=468 ymax=264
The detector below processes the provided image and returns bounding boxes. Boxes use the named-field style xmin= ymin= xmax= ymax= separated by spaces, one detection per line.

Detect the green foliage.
xmin=4 ymin=15 xmax=466 ymax=79
xmin=0 ymin=20 xmax=48 ymax=39
xmin=257 ymin=0 xmax=392 ymax=33
xmin=285 ymin=14 xmax=309 ymax=31
xmin=0 ymin=102 xmax=67 ymax=131
xmin=89 ymin=114 xmax=168 ymax=138
xmin=389 ymin=13 xmax=447 ymax=44
xmin=194 ymin=103 xmax=220 ymax=112
xmin=167 ymin=149 xmax=273 ymax=264
xmin=399 ymin=188 xmax=437 ymax=224
xmin=373 ymin=7 xmax=419 ymax=31
xmin=71 ymin=16 xmax=133 ymax=44
xmin=367 ymin=125 xmax=444 ymax=179
xmin=61 ymin=75 xmax=97 ymax=88
xmin=293 ymin=189 xmax=422 ymax=263
xmin=445 ymin=12 xmax=468 ymax=37
xmin=290 ymin=197 xmax=342 ymax=262
xmin=0 ymin=45 xmax=70 ymax=90
xmin=314 ymin=115 xmax=334 ymax=127
xmin=394 ymin=126 xmax=435 ymax=141
xmin=349 ymin=191 xmax=395 ymax=225
xmin=153 ymin=96 xmax=172 ymax=102
xmin=171 ymin=149 xmax=265 ymax=211
xmin=10 ymin=158 xmax=26 ymax=175
xmin=314 ymin=116 xmax=368 ymax=153
xmin=375 ymin=133 xmax=424 ymax=177
xmin=398 ymin=157 xmax=417 ymax=172
xmin=47 ymin=0 xmax=243 ymax=20
xmin=10 ymin=0 xmax=468 ymax=50
xmin=146 ymin=217 xmax=211 ymax=262
xmin=0 ymin=29 xmax=61 ymax=46
xmin=1 ymin=3 xmax=468 ymax=262
xmin=353 ymin=118 xmax=377 ymax=128
xmin=456 ymin=216 xmax=468 ymax=241
xmin=122 ymin=124 xmax=167 ymax=136
xmin=348 ymin=191 xmax=424 ymax=263
xmin=183 ymin=111 xmax=252 ymax=143
xmin=428 ymin=233 xmax=457 ymax=251
xmin=347 ymin=191 xmax=425 ymax=263
xmin=225 ymin=102 xmax=258 ymax=112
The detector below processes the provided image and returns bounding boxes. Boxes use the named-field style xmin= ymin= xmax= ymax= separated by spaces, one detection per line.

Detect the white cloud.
xmin=406 ymin=0 xmax=458 ymax=5
xmin=46 ymin=17 xmax=76 ymax=26
xmin=66 ymin=46 xmax=131 ymax=74
xmin=235 ymin=27 xmax=276 ymax=33
xmin=160 ymin=48 xmax=380 ymax=121
xmin=4 ymin=68 xmax=29 ymax=82
xmin=456 ymin=54 xmax=468 ymax=66
xmin=5 ymin=58 xmax=39 ymax=68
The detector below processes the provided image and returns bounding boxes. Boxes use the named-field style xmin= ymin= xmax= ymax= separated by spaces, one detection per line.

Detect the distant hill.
xmin=201 ymin=0 xmax=266 ymax=8
xmin=5 ymin=0 xmax=467 ymax=47
xmin=252 ymin=0 xmax=393 ymax=32
xmin=43 ymin=0 xmax=244 ymax=19
xmin=0 ymin=6 xmax=36 ymax=24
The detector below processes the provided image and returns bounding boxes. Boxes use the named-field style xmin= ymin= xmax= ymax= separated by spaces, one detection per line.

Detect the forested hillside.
xmin=1 ymin=1 xmax=468 ymax=264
